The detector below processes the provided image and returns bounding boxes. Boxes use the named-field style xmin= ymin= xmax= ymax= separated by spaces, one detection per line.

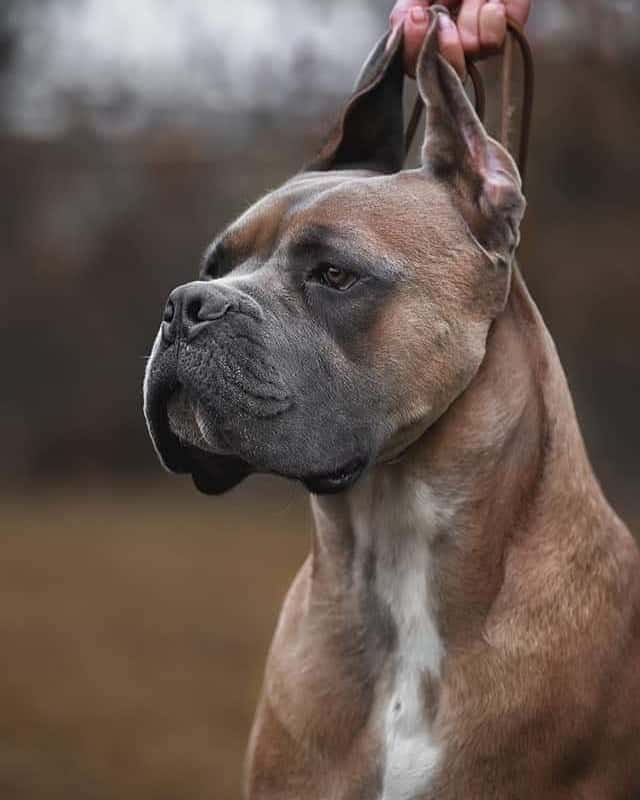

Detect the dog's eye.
xmin=312 ymin=263 xmax=358 ymax=291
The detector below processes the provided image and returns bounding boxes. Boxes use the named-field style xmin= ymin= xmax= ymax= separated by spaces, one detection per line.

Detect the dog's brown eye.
xmin=314 ymin=263 xmax=358 ymax=291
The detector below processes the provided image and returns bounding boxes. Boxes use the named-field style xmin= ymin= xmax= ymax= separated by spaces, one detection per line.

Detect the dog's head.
xmin=143 ymin=11 xmax=525 ymax=495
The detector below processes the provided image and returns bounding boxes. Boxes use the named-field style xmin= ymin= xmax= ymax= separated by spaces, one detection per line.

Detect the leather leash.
xmin=404 ymin=17 xmax=534 ymax=189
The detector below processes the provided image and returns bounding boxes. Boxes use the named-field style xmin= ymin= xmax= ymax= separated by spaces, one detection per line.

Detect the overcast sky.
xmin=4 ymin=0 xmax=639 ymax=137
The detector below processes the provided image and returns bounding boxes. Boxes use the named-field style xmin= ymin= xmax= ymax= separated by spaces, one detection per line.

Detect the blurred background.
xmin=1 ymin=0 xmax=639 ymax=797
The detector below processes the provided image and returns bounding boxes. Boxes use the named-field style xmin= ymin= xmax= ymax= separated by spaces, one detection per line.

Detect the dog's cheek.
xmin=303 ymin=280 xmax=395 ymax=368
xmin=362 ymin=288 xmax=491 ymax=437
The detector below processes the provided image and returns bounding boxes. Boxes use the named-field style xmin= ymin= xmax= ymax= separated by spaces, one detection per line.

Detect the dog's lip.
xmin=146 ymin=378 xmax=193 ymax=475
xmin=302 ymin=456 xmax=367 ymax=495
xmin=186 ymin=445 xmax=252 ymax=495
xmin=145 ymin=374 xmax=252 ymax=495
xmin=167 ymin=384 xmax=368 ymax=494
xmin=147 ymin=370 xmax=366 ymax=495
xmin=166 ymin=386 xmax=230 ymax=455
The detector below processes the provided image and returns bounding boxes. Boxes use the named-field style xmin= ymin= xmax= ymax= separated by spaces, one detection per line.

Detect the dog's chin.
xmin=157 ymin=432 xmax=253 ymax=496
xmin=176 ymin=446 xmax=365 ymax=496
xmin=185 ymin=447 xmax=253 ymax=495
xmin=183 ymin=443 xmax=366 ymax=496
xmin=143 ymin=385 xmax=249 ymax=495
xmin=153 ymin=386 xmax=368 ymax=496
xmin=301 ymin=457 xmax=367 ymax=495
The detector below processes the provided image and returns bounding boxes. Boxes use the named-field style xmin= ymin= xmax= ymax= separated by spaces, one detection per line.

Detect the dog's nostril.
xmin=184 ymin=297 xmax=202 ymax=325
xmin=162 ymin=283 xmax=236 ymax=344
xmin=163 ymin=299 xmax=175 ymax=324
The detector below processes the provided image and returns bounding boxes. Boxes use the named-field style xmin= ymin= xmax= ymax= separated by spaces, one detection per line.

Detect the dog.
xmin=143 ymin=10 xmax=640 ymax=799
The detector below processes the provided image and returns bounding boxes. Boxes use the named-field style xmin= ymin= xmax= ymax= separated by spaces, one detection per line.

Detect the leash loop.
xmin=404 ymin=18 xmax=534 ymax=189
xmin=504 ymin=19 xmax=534 ymax=186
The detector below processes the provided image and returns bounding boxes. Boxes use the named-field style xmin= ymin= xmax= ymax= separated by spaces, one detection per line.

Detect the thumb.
xmin=505 ymin=0 xmax=531 ymax=26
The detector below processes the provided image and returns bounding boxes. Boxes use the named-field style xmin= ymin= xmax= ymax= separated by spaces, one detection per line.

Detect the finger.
xmin=504 ymin=0 xmax=531 ymax=25
xmin=438 ymin=14 xmax=466 ymax=77
xmin=457 ymin=0 xmax=486 ymax=53
xmin=389 ymin=0 xmax=428 ymax=30
xmin=402 ymin=5 xmax=430 ymax=77
xmin=479 ymin=0 xmax=507 ymax=50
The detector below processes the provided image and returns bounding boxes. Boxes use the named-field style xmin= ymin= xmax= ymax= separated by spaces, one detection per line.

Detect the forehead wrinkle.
xmin=223 ymin=193 xmax=289 ymax=263
xmin=309 ymin=172 xmax=479 ymax=276
xmin=210 ymin=170 xmax=447 ymax=276
xmin=285 ymin=179 xmax=414 ymax=276
xmin=279 ymin=221 xmax=405 ymax=285
xmin=210 ymin=177 xmax=346 ymax=268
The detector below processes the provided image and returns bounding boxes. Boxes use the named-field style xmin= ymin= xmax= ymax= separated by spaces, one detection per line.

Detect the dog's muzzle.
xmin=143 ymin=281 xmax=263 ymax=494
xmin=144 ymin=279 xmax=370 ymax=495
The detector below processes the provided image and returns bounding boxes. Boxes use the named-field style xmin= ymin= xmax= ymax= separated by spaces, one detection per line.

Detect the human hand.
xmin=389 ymin=0 xmax=531 ymax=77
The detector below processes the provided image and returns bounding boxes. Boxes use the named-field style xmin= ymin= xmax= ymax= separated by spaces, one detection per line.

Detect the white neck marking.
xmin=348 ymin=473 xmax=452 ymax=800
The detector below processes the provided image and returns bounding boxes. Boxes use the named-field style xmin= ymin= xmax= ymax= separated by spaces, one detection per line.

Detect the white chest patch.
xmin=352 ymin=478 xmax=449 ymax=800
xmin=380 ymin=556 xmax=442 ymax=800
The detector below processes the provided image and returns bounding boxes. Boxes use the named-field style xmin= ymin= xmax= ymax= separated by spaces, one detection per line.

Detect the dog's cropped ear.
xmin=417 ymin=11 xmax=525 ymax=266
xmin=305 ymin=28 xmax=405 ymax=174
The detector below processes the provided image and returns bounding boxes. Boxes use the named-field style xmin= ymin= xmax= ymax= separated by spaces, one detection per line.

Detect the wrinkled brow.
xmin=287 ymin=224 xmax=403 ymax=282
xmin=201 ymin=224 xmax=346 ymax=277
xmin=200 ymin=238 xmax=233 ymax=278
xmin=286 ymin=223 xmax=343 ymax=258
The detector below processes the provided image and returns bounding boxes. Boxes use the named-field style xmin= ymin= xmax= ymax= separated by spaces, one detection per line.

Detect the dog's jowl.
xmin=143 ymin=12 xmax=640 ymax=800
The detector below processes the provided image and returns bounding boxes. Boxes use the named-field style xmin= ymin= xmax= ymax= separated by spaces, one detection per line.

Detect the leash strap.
xmin=404 ymin=18 xmax=534 ymax=188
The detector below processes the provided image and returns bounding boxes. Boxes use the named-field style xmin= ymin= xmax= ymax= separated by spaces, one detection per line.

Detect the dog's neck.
xmin=310 ymin=269 xmax=595 ymax=654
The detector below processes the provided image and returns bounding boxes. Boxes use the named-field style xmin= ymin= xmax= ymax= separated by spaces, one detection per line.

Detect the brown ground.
xmin=0 ymin=479 xmax=309 ymax=800
xmin=1 ymin=479 xmax=637 ymax=799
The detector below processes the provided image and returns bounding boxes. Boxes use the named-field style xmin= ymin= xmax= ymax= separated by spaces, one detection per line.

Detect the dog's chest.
xmin=352 ymin=480 xmax=448 ymax=800
xmin=379 ymin=557 xmax=442 ymax=799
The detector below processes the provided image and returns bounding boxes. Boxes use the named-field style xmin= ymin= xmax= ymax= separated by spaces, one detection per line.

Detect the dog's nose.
xmin=162 ymin=282 xmax=233 ymax=343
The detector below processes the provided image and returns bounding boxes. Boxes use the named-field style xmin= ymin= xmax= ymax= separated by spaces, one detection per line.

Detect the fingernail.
xmin=439 ymin=14 xmax=454 ymax=29
xmin=410 ymin=6 xmax=427 ymax=24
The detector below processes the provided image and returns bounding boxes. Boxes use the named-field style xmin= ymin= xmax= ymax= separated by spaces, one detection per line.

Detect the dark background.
xmin=1 ymin=1 xmax=639 ymax=798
